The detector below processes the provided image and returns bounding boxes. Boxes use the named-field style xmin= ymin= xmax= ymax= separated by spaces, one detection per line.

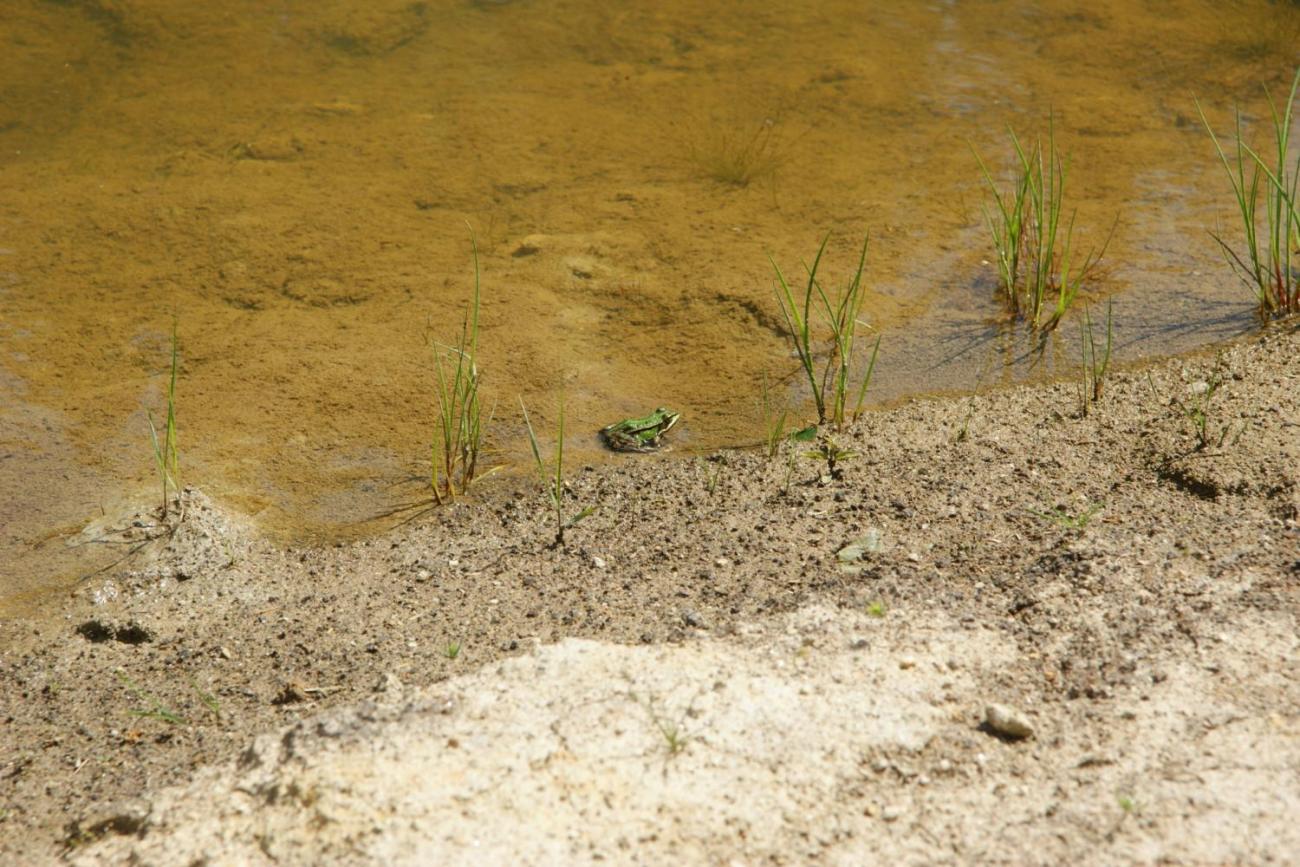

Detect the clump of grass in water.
xmin=431 ymin=236 xmax=489 ymax=503
xmin=146 ymin=323 xmax=181 ymax=521
xmin=1196 ymin=65 xmax=1300 ymax=318
xmin=973 ymin=117 xmax=1111 ymax=331
xmin=691 ymin=116 xmax=785 ymax=187
xmin=1213 ymin=2 xmax=1300 ymax=73
xmin=770 ymin=234 xmax=882 ymax=430
xmin=520 ymin=397 xmax=594 ymax=547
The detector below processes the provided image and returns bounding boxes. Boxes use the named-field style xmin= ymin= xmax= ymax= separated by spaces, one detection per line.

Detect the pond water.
xmin=2 ymin=0 xmax=1298 ymax=611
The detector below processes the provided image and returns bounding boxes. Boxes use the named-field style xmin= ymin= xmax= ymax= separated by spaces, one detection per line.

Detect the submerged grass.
xmin=770 ymin=235 xmax=881 ymax=430
xmin=431 ymin=236 xmax=489 ymax=503
xmin=1196 ymin=65 xmax=1300 ymax=317
xmin=146 ymin=324 xmax=181 ymax=521
xmin=1214 ymin=1 xmax=1300 ymax=74
xmin=691 ymin=116 xmax=786 ymax=187
xmin=973 ymin=117 xmax=1110 ymax=331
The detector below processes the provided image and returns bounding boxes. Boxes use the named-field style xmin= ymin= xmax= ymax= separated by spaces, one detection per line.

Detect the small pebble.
xmin=984 ymin=703 xmax=1034 ymax=739
xmin=881 ymin=805 xmax=903 ymax=822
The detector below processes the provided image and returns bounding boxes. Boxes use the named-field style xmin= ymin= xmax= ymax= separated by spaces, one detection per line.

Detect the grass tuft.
xmin=703 ymin=460 xmax=724 ymax=494
xmin=521 ymin=397 xmax=593 ymax=547
xmin=805 ymin=434 xmax=854 ymax=480
xmin=759 ymin=371 xmax=789 ymax=459
xmin=190 ymin=677 xmax=221 ymax=721
xmin=1174 ymin=358 xmax=1235 ymax=451
xmin=1030 ymin=502 xmax=1103 ymax=531
xmin=1196 ymin=65 xmax=1300 ymax=317
xmin=633 ymin=690 xmax=692 ymax=758
xmin=770 ymin=235 xmax=881 ymax=430
xmin=973 ymin=117 xmax=1110 ymax=331
xmin=1078 ymin=299 xmax=1114 ymax=417
xmin=657 ymin=719 xmax=689 ymax=755
xmin=431 ymin=235 xmax=489 ymax=503
xmin=691 ymin=116 xmax=786 ymax=187
xmin=116 ymin=670 xmax=185 ymax=725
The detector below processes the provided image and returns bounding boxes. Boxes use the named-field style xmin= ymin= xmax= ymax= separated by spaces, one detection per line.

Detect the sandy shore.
xmin=1 ymin=327 xmax=1297 ymax=865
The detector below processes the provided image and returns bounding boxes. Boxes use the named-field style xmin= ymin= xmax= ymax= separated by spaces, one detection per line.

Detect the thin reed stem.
xmin=147 ymin=323 xmax=180 ymax=519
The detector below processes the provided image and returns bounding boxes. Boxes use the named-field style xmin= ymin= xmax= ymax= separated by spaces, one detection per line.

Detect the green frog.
xmin=600 ymin=407 xmax=681 ymax=452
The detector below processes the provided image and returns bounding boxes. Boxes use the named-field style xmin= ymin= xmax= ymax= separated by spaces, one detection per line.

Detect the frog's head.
xmin=654 ymin=407 xmax=681 ymax=428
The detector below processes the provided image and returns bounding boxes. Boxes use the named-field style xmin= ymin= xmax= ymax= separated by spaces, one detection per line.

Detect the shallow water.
xmin=2 ymin=0 xmax=1298 ymax=611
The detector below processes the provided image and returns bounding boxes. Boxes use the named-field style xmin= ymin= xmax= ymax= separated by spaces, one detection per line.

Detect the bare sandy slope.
xmin=72 ymin=604 xmax=1299 ymax=865
xmin=2 ymin=327 xmax=1297 ymax=865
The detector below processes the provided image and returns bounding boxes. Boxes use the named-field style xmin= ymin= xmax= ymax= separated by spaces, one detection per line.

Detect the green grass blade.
xmin=851 ymin=334 xmax=882 ymax=421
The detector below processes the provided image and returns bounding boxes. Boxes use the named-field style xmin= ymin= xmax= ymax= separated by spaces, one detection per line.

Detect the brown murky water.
xmin=2 ymin=0 xmax=1298 ymax=611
